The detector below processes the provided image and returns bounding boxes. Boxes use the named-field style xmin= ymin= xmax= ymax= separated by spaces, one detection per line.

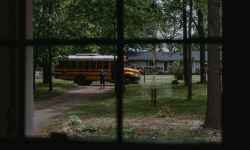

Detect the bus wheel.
xmin=75 ymin=75 xmax=86 ymax=85
xmin=85 ymin=80 xmax=92 ymax=85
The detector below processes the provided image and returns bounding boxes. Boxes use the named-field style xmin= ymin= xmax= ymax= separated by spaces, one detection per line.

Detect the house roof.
xmin=126 ymin=51 xmax=222 ymax=61
xmin=125 ymin=52 xmax=183 ymax=61
xmin=66 ymin=55 xmax=117 ymax=61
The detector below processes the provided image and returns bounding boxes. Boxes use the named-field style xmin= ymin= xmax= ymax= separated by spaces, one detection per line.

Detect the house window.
xmin=164 ymin=62 xmax=168 ymax=71
xmin=148 ymin=61 xmax=156 ymax=67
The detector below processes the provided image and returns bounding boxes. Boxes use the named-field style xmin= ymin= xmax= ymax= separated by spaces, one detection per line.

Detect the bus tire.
xmin=75 ymin=75 xmax=86 ymax=86
xmin=85 ymin=80 xmax=92 ymax=85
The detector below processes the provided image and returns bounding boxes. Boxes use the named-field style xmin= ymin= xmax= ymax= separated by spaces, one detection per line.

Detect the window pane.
xmin=124 ymin=0 xmax=179 ymax=39
xmin=78 ymin=61 xmax=83 ymax=68
xmin=71 ymin=61 xmax=77 ymax=69
xmin=84 ymin=61 xmax=90 ymax=69
xmin=33 ymin=0 xmax=116 ymax=40
xmin=124 ymin=0 xmax=222 ymax=40
xmin=97 ymin=61 xmax=102 ymax=69
xmin=103 ymin=61 xmax=109 ymax=69
xmin=90 ymin=61 xmax=96 ymax=69
xmin=123 ymin=43 xmax=222 ymax=143
xmin=33 ymin=45 xmax=117 ymax=141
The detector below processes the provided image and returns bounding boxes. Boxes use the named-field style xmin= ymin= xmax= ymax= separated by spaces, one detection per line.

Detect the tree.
xmin=33 ymin=0 xmax=64 ymax=86
xmin=160 ymin=0 xmax=207 ymax=86
xmin=33 ymin=0 xmax=165 ymax=88
xmin=187 ymin=0 xmax=193 ymax=100
xmin=204 ymin=0 xmax=221 ymax=130
xmin=193 ymin=0 xmax=208 ymax=84
xmin=197 ymin=9 xmax=206 ymax=83
xmin=183 ymin=0 xmax=188 ymax=86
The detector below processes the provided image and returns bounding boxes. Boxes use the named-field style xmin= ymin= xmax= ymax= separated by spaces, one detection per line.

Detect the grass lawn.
xmin=37 ymin=75 xmax=222 ymax=143
xmin=34 ymin=79 xmax=75 ymax=101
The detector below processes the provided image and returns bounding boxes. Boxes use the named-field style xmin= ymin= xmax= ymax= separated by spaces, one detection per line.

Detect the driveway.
xmin=33 ymin=85 xmax=114 ymax=133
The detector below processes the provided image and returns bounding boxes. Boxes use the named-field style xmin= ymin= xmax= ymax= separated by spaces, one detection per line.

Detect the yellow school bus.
xmin=54 ymin=53 xmax=140 ymax=85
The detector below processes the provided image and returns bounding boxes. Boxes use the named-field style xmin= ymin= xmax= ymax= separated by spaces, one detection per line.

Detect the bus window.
xmin=84 ymin=61 xmax=90 ymax=69
xmin=58 ymin=61 xmax=64 ymax=69
xmin=72 ymin=61 xmax=77 ymax=69
xmin=78 ymin=61 xmax=83 ymax=68
xmin=103 ymin=61 xmax=109 ymax=69
xmin=90 ymin=61 xmax=96 ymax=69
xmin=97 ymin=61 xmax=102 ymax=69
xmin=65 ymin=61 xmax=71 ymax=69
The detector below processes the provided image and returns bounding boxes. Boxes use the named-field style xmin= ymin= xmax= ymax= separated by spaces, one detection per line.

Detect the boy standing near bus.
xmin=99 ymin=70 xmax=106 ymax=89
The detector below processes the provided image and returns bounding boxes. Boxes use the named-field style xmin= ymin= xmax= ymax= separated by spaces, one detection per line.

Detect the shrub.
xmin=81 ymin=123 xmax=97 ymax=133
xmin=169 ymin=61 xmax=184 ymax=80
xmin=155 ymin=106 xmax=174 ymax=118
xmin=67 ymin=115 xmax=81 ymax=126
xmin=141 ymin=66 xmax=163 ymax=75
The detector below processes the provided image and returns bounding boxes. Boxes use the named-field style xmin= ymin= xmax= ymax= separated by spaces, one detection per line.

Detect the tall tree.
xmin=204 ymin=0 xmax=221 ymax=130
xmin=33 ymin=0 xmax=64 ymax=85
xmin=197 ymin=9 xmax=206 ymax=83
xmin=183 ymin=0 xmax=188 ymax=86
xmin=187 ymin=0 xmax=193 ymax=100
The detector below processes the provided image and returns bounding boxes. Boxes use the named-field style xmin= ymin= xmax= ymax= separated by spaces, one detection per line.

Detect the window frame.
xmin=0 ymin=0 xmax=224 ymax=146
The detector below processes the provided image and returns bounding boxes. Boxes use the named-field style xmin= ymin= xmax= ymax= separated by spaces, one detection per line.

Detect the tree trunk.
xmin=42 ymin=54 xmax=50 ymax=84
xmin=198 ymin=9 xmax=206 ymax=83
xmin=204 ymin=0 xmax=221 ymax=130
xmin=48 ymin=46 xmax=52 ymax=91
xmin=187 ymin=0 xmax=193 ymax=100
xmin=183 ymin=0 xmax=188 ymax=86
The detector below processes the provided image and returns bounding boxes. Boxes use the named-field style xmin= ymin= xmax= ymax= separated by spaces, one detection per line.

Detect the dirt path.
xmin=33 ymin=85 xmax=114 ymax=133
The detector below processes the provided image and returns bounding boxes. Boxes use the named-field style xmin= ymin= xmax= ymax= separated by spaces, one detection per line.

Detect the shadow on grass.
xmin=34 ymin=79 xmax=75 ymax=101
xmin=63 ymin=83 xmax=207 ymax=119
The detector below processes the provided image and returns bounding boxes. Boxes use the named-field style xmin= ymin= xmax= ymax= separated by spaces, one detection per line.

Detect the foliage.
xmin=33 ymin=0 xmax=211 ymax=84
xmin=81 ymin=123 xmax=97 ymax=133
xmin=68 ymin=115 xmax=81 ymax=126
xmin=155 ymin=106 xmax=174 ymax=118
xmin=169 ymin=61 xmax=184 ymax=79
xmin=39 ymin=75 xmax=222 ymax=142
xmin=141 ymin=66 xmax=163 ymax=75
xmin=124 ymin=0 xmax=162 ymax=39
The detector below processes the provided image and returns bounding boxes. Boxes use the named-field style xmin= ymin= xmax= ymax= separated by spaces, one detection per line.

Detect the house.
xmin=125 ymin=51 xmax=222 ymax=74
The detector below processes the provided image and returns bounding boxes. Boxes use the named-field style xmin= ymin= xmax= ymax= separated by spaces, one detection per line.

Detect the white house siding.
xmin=129 ymin=60 xmax=173 ymax=72
xmin=192 ymin=62 xmax=196 ymax=73
xmin=129 ymin=61 xmax=146 ymax=68
xmin=130 ymin=60 xmax=202 ymax=74
xmin=191 ymin=61 xmax=203 ymax=73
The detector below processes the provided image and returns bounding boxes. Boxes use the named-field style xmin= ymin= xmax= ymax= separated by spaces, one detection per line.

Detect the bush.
xmin=155 ymin=106 xmax=174 ymax=118
xmin=141 ymin=66 xmax=163 ymax=75
xmin=67 ymin=115 xmax=81 ymax=126
xmin=169 ymin=61 xmax=184 ymax=80
xmin=81 ymin=123 xmax=97 ymax=133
